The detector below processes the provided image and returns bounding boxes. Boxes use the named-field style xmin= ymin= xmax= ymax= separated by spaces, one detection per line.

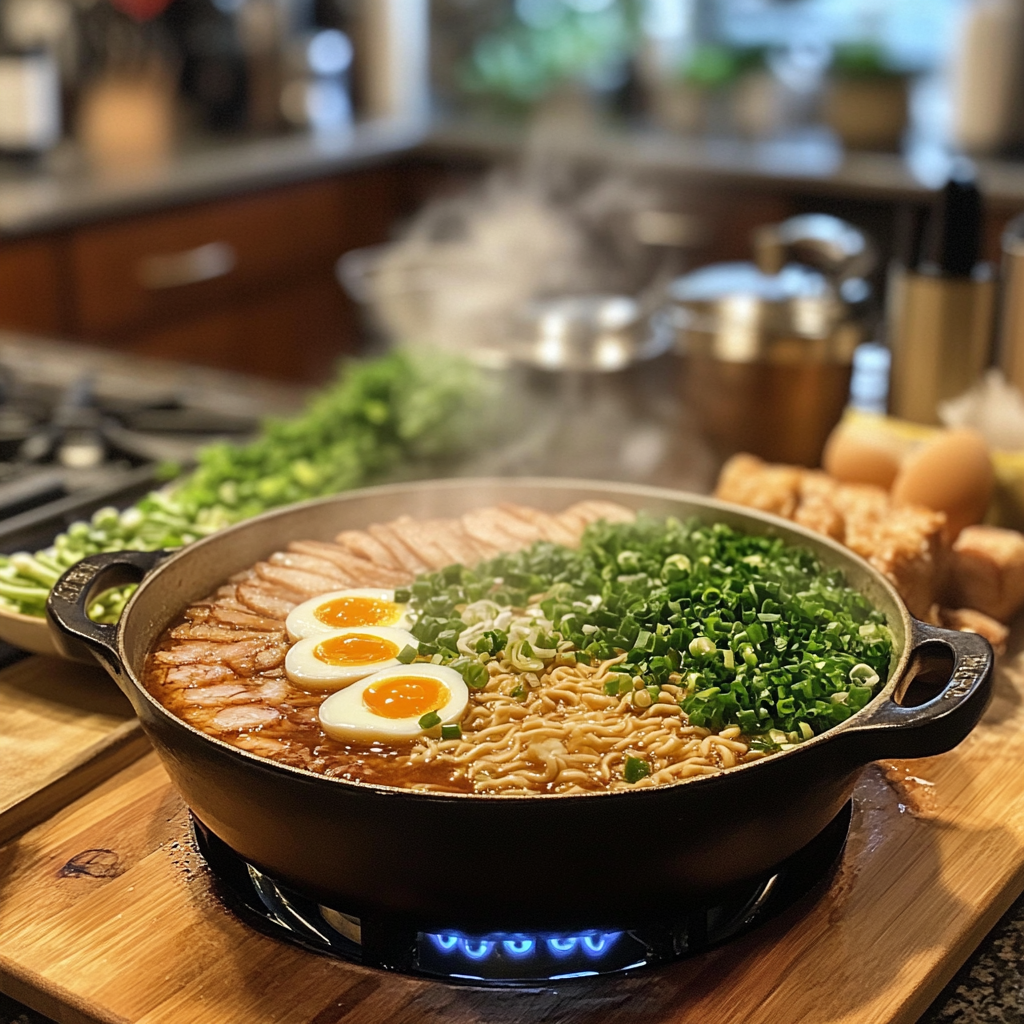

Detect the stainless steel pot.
xmin=668 ymin=215 xmax=874 ymax=466
xmin=46 ymin=479 xmax=992 ymax=934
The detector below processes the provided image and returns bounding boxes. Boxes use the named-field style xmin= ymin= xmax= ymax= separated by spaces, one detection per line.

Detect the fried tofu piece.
xmin=827 ymin=480 xmax=892 ymax=527
xmin=793 ymin=493 xmax=846 ymax=541
xmin=844 ymin=506 xmax=946 ymax=620
xmin=714 ymin=453 xmax=945 ymax=620
xmin=715 ymin=454 xmax=802 ymax=519
xmin=944 ymin=525 xmax=1024 ymax=624
xmin=938 ymin=607 xmax=1009 ymax=654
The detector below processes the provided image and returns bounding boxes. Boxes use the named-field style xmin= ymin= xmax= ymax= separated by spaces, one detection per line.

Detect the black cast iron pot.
xmin=46 ymin=479 xmax=993 ymax=935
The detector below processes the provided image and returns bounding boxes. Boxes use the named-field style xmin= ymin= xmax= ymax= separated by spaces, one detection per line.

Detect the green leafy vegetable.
xmin=0 ymin=351 xmax=496 ymax=623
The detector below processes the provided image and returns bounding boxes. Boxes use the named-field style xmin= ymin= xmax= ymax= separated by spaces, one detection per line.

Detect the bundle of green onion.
xmin=0 ymin=351 xmax=495 ymax=623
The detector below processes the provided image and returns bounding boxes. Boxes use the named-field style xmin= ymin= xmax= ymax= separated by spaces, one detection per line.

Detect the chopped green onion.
xmin=441 ymin=723 xmax=462 ymax=740
xmin=849 ymin=663 xmax=880 ymax=688
xmin=688 ymin=636 xmax=716 ymax=657
xmin=632 ymin=688 xmax=653 ymax=708
xmin=624 ymin=756 xmax=651 ymax=783
xmin=459 ymin=661 xmax=490 ymax=690
xmin=418 ymin=711 xmax=441 ymax=730
xmin=397 ymin=513 xmax=892 ymax=742
xmin=397 ymin=645 xmax=418 ymax=664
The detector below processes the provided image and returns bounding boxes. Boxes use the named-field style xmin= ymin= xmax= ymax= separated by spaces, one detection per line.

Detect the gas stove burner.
xmin=0 ymin=370 xmax=261 ymax=559
xmin=191 ymin=802 xmax=851 ymax=985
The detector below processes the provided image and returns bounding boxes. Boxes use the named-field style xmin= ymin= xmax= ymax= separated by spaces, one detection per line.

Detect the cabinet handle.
xmin=136 ymin=241 xmax=237 ymax=290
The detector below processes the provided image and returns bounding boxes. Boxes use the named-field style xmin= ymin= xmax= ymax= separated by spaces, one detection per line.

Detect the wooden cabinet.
xmin=128 ymin=276 xmax=349 ymax=383
xmin=70 ymin=179 xmax=348 ymax=337
xmin=0 ymin=167 xmax=399 ymax=383
xmin=0 ymin=238 xmax=67 ymax=337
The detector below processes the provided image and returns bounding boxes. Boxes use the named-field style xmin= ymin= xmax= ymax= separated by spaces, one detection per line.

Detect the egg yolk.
xmin=313 ymin=634 xmax=400 ymax=666
xmin=314 ymin=596 xmax=402 ymax=628
xmin=362 ymin=677 xmax=450 ymax=720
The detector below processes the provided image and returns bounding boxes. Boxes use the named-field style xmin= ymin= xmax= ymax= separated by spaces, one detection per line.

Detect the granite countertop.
xmin=7 ymin=115 xmax=1024 ymax=241
xmin=919 ymin=890 xmax=1024 ymax=1022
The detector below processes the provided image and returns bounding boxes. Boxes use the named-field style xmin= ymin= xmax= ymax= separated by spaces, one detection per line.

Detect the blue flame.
xmin=502 ymin=938 xmax=536 ymax=957
xmin=425 ymin=930 xmax=621 ymax=963
xmin=459 ymin=938 xmax=495 ymax=960
xmin=547 ymin=936 xmax=579 ymax=956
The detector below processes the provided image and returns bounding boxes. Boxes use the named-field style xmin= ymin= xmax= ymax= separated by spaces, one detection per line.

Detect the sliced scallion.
xmin=623 ymin=756 xmax=651 ymax=783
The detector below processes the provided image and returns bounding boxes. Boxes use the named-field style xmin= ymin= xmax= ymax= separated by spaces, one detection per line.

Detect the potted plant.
xmin=457 ymin=0 xmax=642 ymax=125
xmin=654 ymin=43 xmax=778 ymax=137
xmin=822 ymin=41 xmax=910 ymax=151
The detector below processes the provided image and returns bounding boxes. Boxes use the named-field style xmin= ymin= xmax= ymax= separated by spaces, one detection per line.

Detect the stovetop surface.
xmin=0 ymin=334 xmax=304 ymax=553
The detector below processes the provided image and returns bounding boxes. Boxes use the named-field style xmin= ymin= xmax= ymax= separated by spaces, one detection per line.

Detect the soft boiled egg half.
xmin=285 ymin=588 xmax=411 ymax=642
xmin=319 ymin=664 xmax=469 ymax=743
xmin=285 ymin=625 xmax=418 ymax=690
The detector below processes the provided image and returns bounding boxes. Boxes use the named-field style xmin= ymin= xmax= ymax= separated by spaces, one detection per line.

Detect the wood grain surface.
xmin=2 ymin=640 xmax=1024 ymax=1024
xmin=0 ymin=657 xmax=150 ymax=846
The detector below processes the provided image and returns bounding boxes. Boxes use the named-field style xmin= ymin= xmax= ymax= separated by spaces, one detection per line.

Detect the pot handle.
xmin=837 ymin=620 xmax=994 ymax=761
xmin=46 ymin=549 xmax=169 ymax=670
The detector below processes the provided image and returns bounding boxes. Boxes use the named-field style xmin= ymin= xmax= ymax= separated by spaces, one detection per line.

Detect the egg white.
xmin=319 ymin=664 xmax=470 ymax=743
xmin=286 ymin=588 xmax=411 ymax=642
xmin=285 ymin=626 xmax=418 ymax=691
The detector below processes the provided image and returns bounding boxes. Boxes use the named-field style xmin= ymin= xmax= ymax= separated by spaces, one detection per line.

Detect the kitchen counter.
xmin=422 ymin=119 xmax=1024 ymax=210
xmin=8 ymin=115 xmax=1024 ymax=242
xmin=0 ymin=118 xmax=424 ymax=239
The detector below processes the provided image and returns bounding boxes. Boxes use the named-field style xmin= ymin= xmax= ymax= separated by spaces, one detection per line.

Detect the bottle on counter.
xmin=948 ymin=0 xmax=1024 ymax=155
xmin=162 ymin=0 xmax=249 ymax=133
xmin=995 ymin=214 xmax=1024 ymax=395
xmin=0 ymin=46 xmax=61 ymax=156
xmin=352 ymin=0 xmax=429 ymax=124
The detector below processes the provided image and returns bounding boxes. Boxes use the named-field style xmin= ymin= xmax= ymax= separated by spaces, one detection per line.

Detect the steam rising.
xmin=351 ymin=165 xmax=663 ymax=357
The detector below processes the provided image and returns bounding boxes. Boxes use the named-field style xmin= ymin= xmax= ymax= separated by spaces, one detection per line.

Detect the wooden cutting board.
xmin=0 ymin=655 xmax=150 ymax=846
xmin=2 ymin=643 xmax=1024 ymax=1024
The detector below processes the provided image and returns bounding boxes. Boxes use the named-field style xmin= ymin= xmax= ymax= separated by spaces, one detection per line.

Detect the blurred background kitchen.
xmin=5 ymin=0 xmax=1024 ymax=503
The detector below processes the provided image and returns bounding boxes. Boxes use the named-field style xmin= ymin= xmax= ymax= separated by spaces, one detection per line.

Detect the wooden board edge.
xmin=890 ymin=864 xmax=1024 ymax=1024
xmin=0 ymin=720 xmax=150 ymax=847
xmin=0 ymin=954 xmax=127 ymax=1024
